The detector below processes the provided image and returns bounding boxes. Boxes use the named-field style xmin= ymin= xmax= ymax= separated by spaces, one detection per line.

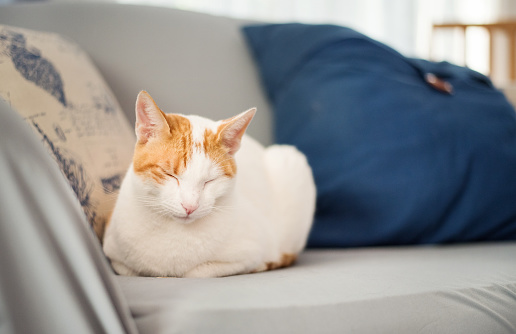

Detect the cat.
xmin=102 ymin=91 xmax=316 ymax=278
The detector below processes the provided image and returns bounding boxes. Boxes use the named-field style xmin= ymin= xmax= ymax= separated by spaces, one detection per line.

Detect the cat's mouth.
xmin=150 ymin=205 xmax=203 ymax=224
xmin=172 ymin=211 xmax=209 ymax=224
xmin=172 ymin=210 xmax=211 ymax=224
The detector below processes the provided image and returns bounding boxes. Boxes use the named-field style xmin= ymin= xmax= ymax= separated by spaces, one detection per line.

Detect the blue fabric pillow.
xmin=242 ymin=23 xmax=516 ymax=248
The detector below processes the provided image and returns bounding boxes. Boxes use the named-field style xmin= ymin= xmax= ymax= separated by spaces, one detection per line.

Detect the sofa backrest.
xmin=0 ymin=3 xmax=273 ymax=145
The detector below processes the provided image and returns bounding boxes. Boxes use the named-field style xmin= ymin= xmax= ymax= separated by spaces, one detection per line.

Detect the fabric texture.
xmin=0 ymin=24 xmax=135 ymax=238
xmin=0 ymin=100 xmax=138 ymax=334
xmin=118 ymin=243 xmax=516 ymax=334
xmin=243 ymin=23 xmax=516 ymax=248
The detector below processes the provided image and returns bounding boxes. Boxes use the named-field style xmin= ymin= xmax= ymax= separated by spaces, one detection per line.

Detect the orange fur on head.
xmin=133 ymin=113 xmax=193 ymax=183
xmin=133 ymin=91 xmax=194 ymax=182
xmin=203 ymin=127 xmax=237 ymax=178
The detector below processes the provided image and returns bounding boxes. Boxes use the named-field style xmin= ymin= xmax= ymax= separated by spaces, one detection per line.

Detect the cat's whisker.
xmin=135 ymin=198 xmax=175 ymax=216
xmin=136 ymin=196 xmax=161 ymax=206
xmin=136 ymin=193 xmax=238 ymax=219
xmin=212 ymin=205 xmax=235 ymax=210
xmin=209 ymin=206 xmax=235 ymax=214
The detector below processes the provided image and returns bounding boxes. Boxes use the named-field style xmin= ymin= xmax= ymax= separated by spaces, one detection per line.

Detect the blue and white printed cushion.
xmin=0 ymin=24 xmax=135 ymax=238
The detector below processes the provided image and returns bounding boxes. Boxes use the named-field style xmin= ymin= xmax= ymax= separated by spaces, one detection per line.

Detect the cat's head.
xmin=131 ymin=91 xmax=255 ymax=224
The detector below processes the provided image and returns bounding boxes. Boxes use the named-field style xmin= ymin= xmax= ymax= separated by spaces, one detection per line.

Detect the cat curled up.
xmin=102 ymin=91 xmax=316 ymax=278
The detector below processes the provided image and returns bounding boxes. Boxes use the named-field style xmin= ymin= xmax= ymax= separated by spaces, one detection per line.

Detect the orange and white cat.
xmin=102 ymin=91 xmax=316 ymax=278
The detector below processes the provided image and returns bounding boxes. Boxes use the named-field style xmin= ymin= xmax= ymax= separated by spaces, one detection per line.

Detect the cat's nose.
xmin=181 ymin=202 xmax=199 ymax=215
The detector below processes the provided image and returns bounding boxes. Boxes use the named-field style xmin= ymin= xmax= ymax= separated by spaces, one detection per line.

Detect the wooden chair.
xmin=432 ymin=22 xmax=516 ymax=81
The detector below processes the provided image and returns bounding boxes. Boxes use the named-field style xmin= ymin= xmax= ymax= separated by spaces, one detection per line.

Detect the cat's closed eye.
xmin=204 ymin=178 xmax=216 ymax=188
xmin=160 ymin=167 xmax=179 ymax=183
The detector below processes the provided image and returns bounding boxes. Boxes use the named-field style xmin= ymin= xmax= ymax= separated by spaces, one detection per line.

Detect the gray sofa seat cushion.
xmin=118 ymin=243 xmax=516 ymax=334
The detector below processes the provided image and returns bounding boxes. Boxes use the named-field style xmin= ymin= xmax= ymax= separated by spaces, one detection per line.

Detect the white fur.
xmin=103 ymin=112 xmax=316 ymax=278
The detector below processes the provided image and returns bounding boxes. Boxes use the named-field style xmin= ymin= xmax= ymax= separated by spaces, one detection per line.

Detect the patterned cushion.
xmin=0 ymin=24 xmax=135 ymax=239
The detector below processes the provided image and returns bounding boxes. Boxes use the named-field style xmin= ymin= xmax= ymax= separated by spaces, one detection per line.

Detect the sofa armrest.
xmin=0 ymin=101 xmax=138 ymax=334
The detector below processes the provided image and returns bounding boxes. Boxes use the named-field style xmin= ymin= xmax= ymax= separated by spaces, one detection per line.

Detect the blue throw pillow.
xmin=242 ymin=23 xmax=516 ymax=248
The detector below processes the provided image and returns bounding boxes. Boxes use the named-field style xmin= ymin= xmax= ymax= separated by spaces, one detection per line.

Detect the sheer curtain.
xmin=117 ymin=0 xmax=511 ymax=60
xmin=118 ymin=0 xmax=419 ymax=57
xmin=58 ymin=0 xmax=510 ymax=84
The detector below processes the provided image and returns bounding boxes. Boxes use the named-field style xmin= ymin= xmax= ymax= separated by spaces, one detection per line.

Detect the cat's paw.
xmin=184 ymin=261 xmax=253 ymax=278
xmin=184 ymin=262 xmax=220 ymax=278
xmin=249 ymin=262 xmax=268 ymax=273
xmin=110 ymin=259 xmax=139 ymax=276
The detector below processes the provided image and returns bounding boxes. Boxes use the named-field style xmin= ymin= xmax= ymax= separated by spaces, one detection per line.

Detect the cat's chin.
xmin=174 ymin=216 xmax=196 ymax=225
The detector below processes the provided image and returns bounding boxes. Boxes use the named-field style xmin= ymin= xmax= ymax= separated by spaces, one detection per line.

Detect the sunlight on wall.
xmin=118 ymin=0 xmax=514 ymax=84
xmin=118 ymin=0 xmax=418 ymax=57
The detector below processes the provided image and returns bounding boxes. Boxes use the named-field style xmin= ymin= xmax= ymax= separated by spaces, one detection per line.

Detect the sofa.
xmin=1 ymin=3 xmax=515 ymax=334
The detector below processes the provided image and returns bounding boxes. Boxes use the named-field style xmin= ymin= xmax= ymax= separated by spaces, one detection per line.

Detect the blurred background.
xmin=3 ymin=0 xmax=516 ymax=88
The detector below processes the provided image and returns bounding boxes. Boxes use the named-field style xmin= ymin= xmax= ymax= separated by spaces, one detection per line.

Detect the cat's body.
xmin=102 ymin=91 xmax=316 ymax=278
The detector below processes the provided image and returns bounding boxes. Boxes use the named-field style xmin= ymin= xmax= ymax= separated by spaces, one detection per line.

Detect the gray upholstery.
xmin=1 ymin=3 xmax=516 ymax=334
xmin=0 ymin=101 xmax=138 ymax=334
xmin=118 ymin=244 xmax=516 ymax=334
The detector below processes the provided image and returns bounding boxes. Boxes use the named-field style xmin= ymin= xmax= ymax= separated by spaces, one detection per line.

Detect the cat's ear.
xmin=218 ymin=108 xmax=256 ymax=155
xmin=135 ymin=91 xmax=169 ymax=144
